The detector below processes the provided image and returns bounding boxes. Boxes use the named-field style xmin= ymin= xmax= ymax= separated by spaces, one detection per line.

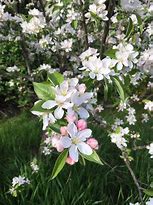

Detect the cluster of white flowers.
xmin=9 ymin=176 xmax=30 ymax=197
xmin=6 ymin=65 xmax=20 ymax=72
xmin=144 ymin=101 xmax=153 ymax=112
xmin=110 ymin=127 xmax=129 ymax=149
xmin=112 ymin=118 xmax=124 ymax=130
xmin=85 ymin=0 xmax=108 ymax=21
xmin=32 ymin=78 xmax=95 ymax=130
xmin=80 ymin=47 xmax=116 ymax=81
xmin=61 ymin=39 xmax=73 ymax=52
xmin=126 ymin=107 xmax=137 ymax=125
xmin=30 ymin=159 xmax=39 ymax=173
xmin=113 ymin=43 xmax=139 ymax=71
xmin=141 ymin=113 xmax=149 ymax=123
xmin=38 ymin=64 xmax=58 ymax=74
xmin=147 ymin=143 xmax=153 ymax=158
xmin=138 ymin=48 xmax=153 ymax=75
xmin=130 ymin=197 xmax=153 ymax=205
xmin=21 ymin=9 xmax=46 ymax=34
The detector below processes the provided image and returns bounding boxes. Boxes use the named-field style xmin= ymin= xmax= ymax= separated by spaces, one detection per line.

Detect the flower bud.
xmin=66 ymin=157 xmax=76 ymax=165
xmin=60 ymin=126 xmax=67 ymax=135
xmin=76 ymin=119 xmax=87 ymax=130
xmin=87 ymin=138 xmax=99 ymax=150
xmin=78 ymin=84 xmax=86 ymax=94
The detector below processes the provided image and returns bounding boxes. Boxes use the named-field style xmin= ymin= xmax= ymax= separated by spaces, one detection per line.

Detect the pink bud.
xmin=66 ymin=114 xmax=77 ymax=123
xmin=76 ymin=119 xmax=87 ymax=130
xmin=60 ymin=126 xmax=67 ymax=135
xmin=78 ymin=84 xmax=86 ymax=94
xmin=66 ymin=157 xmax=76 ymax=165
xmin=87 ymin=138 xmax=99 ymax=150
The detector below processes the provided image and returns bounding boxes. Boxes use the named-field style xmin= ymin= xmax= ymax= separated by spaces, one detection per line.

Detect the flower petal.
xmin=77 ymin=142 xmax=93 ymax=155
xmin=67 ymin=122 xmax=77 ymax=138
xmin=77 ymin=129 xmax=92 ymax=141
xmin=54 ymin=107 xmax=64 ymax=119
xmin=61 ymin=137 xmax=72 ymax=148
xmin=42 ymin=114 xmax=49 ymax=130
xmin=69 ymin=144 xmax=79 ymax=162
xmin=42 ymin=100 xmax=57 ymax=109
xmin=78 ymin=107 xmax=89 ymax=119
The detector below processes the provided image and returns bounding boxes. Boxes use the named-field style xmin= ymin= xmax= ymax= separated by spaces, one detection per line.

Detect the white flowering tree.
xmin=1 ymin=0 xmax=153 ymax=204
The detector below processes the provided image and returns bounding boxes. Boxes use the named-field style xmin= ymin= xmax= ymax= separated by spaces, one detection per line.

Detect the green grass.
xmin=0 ymin=111 xmax=152 ymax=205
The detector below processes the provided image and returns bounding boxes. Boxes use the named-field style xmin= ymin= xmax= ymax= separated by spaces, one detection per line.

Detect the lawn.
xmin=0 ymin=111 xmax=152 ymax=205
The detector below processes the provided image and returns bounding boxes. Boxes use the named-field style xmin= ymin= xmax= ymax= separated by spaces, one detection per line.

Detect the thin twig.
xmin=80 ymin=0 xmax=89 ymax=49
xmin=100 ymin=0 xmax=115 ymax=58
xmin=122 ymin=152 xmax=145 ymax=205
xmin=20 ymin=33 xmax=31 ymax=76
xmin=38 ymin=0 xmax=48 ymax=23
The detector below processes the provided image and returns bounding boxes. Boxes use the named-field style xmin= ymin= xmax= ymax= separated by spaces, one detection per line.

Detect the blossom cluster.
xmin=9 ymin=176 xmax=30 ymax=197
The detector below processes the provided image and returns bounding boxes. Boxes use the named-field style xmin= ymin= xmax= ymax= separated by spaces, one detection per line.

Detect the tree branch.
xmin=100 ymin=0 xmax=115 ymax=58
xmin=80 ymin=0 xmax=89 ymax=49
xmin=122 ymin=152 xmax=145 ymax=205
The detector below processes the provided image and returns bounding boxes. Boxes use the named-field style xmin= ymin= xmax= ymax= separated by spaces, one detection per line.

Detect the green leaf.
xmin=104 ymin=49 xmax=117 ymax=58
xmin=33 ymin=82 xmax=55 ymax=100
xmin=31 ymin=100 xmax=46 ymax=112
xmin=125 ymin=18 xmax=133 ymax=39
xmin=72 ymin=20 xmax=78 ymax=29
xmin=80 ymin=150 xmax=103 ymax=165
xmin=48 ymin=72 xmax=64 ymax=86
xmin=51 ymin=150 xmax=68 ymax=180
xmin=113 ymin=78 xmax=125 ymax=102
xmin=50 ymin=123 xmax=61 ymax=133
xmin=136 ymin=14 xmax=143 ymax=33
xmin=144 ymin=189 xmax=153 ymax=196
xmin=104 ymin=79 xmax=108 ymax=101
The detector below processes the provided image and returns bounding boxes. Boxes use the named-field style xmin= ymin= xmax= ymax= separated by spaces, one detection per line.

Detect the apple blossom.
xmin=60 ymin=122 xmax=93 ymax=162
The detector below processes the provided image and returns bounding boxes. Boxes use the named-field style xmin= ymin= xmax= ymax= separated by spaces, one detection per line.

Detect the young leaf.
xmin=144 ymin=189 xmax=153 ymax=196
xmin=113 ymin=78 xmax=125 ymax=102
xmin=33 ymin=82 xmax=55 ymax=100
xmin=51 ymin=149 xmax=68 ymax=180
xmin=104 ymin=49 xmax=117 ymax=58
xmin=31 ymin=100 xmax=46 ymax=112
xmin=136 ymin=14 xmax=143 ymax=33
xmin=48 ymin=72 xmax=64 ymax=86
xmin=80 ymin=151 xmax=103 ymax=165
xmin=125 ymin=18 xmax=133 ymax=39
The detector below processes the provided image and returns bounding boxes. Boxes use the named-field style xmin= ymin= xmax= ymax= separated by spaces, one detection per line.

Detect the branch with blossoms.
xmin=1 ymin=0 xmax=153 ymax=203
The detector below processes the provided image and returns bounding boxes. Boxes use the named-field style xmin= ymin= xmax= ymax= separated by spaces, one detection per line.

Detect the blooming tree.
xmin=1 ymin=0 xmax=153 ymax=204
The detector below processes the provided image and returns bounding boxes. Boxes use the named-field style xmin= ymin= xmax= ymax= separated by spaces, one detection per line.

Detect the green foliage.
xmin=125 ymin=18 xmax=134 ymax=39
xmin=33 ymin=82 xmax=55 ymax=100
xmin=51 ymin=150 xmax=68 ymax=180
xmin=48 ymin=72 xmax=64 ymax=86
xmin=113 ymin=77 xmax=125 ymax=102
xmin=81 ymin=150 xmax=103 ymax=165
xmin=0 ymin=110 xmax=152 ymax=204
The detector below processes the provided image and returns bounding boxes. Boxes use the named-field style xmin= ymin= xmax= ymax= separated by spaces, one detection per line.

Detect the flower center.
xmin=72 ymin=137 xmax=80 ymax=144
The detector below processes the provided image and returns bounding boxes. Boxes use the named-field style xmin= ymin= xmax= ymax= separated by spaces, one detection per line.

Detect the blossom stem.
xmin=122 ymin=152 xmax=145 ymax=205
